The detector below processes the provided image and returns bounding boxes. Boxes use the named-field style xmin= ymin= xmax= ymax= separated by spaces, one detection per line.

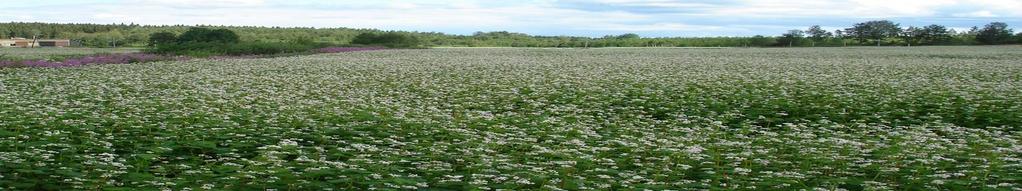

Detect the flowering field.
xmin=1 ymin=47 xmax=1021 ymax=190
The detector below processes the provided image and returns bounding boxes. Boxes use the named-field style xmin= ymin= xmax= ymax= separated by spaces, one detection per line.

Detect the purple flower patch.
xmin=1 ymin=53 xmax=183 ymax=68
xmin=2 ymin=47 xmax=385 ymax=69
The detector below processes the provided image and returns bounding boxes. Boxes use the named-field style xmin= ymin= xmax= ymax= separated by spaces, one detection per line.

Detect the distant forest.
xmin=1 ymin=21 xmax=1018 ymax=48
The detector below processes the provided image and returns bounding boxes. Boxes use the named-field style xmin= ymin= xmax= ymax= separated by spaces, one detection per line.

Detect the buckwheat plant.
xmin=1 ymin=47 xmax=1020 ymax=190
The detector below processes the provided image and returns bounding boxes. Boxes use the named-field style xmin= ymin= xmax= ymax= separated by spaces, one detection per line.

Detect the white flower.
xmin=686 ymin=145 xmax=705 ymax=154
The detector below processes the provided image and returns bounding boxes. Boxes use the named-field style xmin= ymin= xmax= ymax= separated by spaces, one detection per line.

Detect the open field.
xmin=1 ymin=47 xmax=1021 ymax=190
xmin=0 ymin=48 xmax=141 ymax=60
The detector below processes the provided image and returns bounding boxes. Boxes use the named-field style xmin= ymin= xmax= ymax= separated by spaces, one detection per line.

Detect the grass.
xmin=0 ymin=47 xmax=1020 ymax=190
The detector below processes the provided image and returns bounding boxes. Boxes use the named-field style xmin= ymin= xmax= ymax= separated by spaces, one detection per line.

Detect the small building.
xmin=0 ymin=38 xmax=72 ymax=48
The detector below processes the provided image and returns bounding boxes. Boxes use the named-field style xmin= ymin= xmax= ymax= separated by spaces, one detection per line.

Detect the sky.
xmin=1 ymin=0 xmax=1020 ymax=37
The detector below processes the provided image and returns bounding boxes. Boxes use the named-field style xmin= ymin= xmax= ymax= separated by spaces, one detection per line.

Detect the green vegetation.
xmin=351 ymin=32 xmax=425 ymax=48
xmin=975 ymin=22 xmax=1016 ymax=45
xmin=148 ymin=27 xmax=334 ymax=57
xmin=1 ymin=47 xmax=1020 ymax=190
xmin=845 ymin=20 xmax=903 ymax=46
xmin=3 ymin=21 xmax=1017 ymax=48
xmin=792 ymin=20 xmax=1017 ymax=46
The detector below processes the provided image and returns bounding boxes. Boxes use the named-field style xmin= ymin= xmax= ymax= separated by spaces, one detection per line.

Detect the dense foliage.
xmin=148 ymin=28 xmax=333 ymax=57
xmin=4 ymin=22 xmax=1017 ymax=48
xmin=146 ymin=32 xmax=177 ymax=47
xmin=844 ymin=20 xmax=903 ymax=45
xmin=901 ymin=25 xmax=955 ymax=46
xmin=350 ymin=32 xmax=424 ymax=48
xmin=1 ymin=47 xmax=1021 ymax=190
xmin=975 ymin=22 xmax=1015 ymax=45
xmin=791 ymin=20 xmax=1018 ymax=46
xmin=175 ymin=28 xmax=240 ymax=44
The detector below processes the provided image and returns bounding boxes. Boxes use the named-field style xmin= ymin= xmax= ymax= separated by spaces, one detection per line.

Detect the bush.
xmin=351 ymin=32 xmax=424 ymax=48
xmin=148 ymin=32 xmax=178 ymax=47
xmin=151 ymin=42 xmax=225 ymax=56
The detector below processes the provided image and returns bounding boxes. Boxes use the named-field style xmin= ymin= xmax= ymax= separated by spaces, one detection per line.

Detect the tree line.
xmin=778 ymin=20 xmax=1018 ymax=47
xmin=1 ymin=21 xmax=1019 ymax=48
xmin=146 ymin=27 xmax=425 ymax=57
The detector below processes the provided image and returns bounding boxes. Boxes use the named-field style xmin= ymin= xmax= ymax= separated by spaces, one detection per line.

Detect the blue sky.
xmin=1 ymin=0 xmax=1019 ymax=37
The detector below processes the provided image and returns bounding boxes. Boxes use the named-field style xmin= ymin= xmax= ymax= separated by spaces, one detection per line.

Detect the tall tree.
xmin=778 ymin=29 xmax=805 ymax=47
xmin=901 ymin=26 xmax=924 ymax=46
xmin=846 ymin=20 xmax=902 ymax=46
xmin=975 ymin=22 xmax=1014 ymax=45
xmin=616 ymin=33 xmax=640 ymax=39
xmin=834 ymin=29 xmax=848 ymax=46
xmin=919 ymin=24 xmax=952 ymax=45
xmin=28 ymin=29 xmax=43 ymax=48
xmin=805 ymin=25 xmax=832 ymax=47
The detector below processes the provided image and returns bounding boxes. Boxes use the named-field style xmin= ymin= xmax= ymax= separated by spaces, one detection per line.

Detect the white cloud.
xmin=702 ymin=0 xmax=960 ymax=18
xmin=849 ymin=0 xmax=958 ymax=17
xmin=591 ymin=23 xmax=723 ymax=32
xmin=588 ymin=0 xmax=718 ymax=8
xmin=576 ymin=0 xmax=1018 ymax=18
xmin=130 ymin=0 xmax=266 ymax=8
xmin=953 ymin=11 xmax=997 ymax=18
xmin=92 ymin=13 xmax=131 ymax=20
xmin=967 ymin=0 xmax=1022 ymax=17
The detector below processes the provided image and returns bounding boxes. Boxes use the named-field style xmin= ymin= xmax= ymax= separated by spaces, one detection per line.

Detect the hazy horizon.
xmin=2 ymin=0 xmax=1020 ymax=37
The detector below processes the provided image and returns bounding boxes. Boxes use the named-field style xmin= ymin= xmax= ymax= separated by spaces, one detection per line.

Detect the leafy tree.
xmin=901 ymin=26 xmax=924 ymax=46
xmin=616 ymin=33 xmax=640 ymax=39
xmin=148 ymin=32 xmax=177 ymax=47
xmin=918 ymin=25 xmax=953 ymax=45
xmin=29 ymin=29 xmax=42 ymax=38
xmin=953 ymin=26 xmax=983 ymax=45
xmin=846 ymin=20 xmax=902 ymax=46
xmin=833 ymin=30 xmax=850 ymax=46
xmin=975 ymin=22 xmax=1014 ymax=45
xmin=805 ymin=25 xmax=832 ymax=47
xmin=778 ymin=29 xmax=805 ymax=47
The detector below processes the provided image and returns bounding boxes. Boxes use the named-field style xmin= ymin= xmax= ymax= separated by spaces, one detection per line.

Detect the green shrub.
xmin=148 ymin=32 xmax=178 ymax=47
xmin=351 ymin=32 xmax=425 ymax=48
xmin=177 ymin=28 xmax=240 ymax=44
